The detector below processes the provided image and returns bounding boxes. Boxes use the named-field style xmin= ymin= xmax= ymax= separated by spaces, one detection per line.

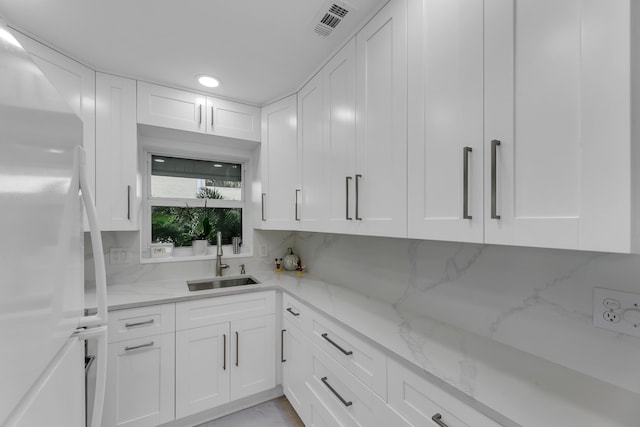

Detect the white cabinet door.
xmin=175 ymin=323 xmax=230 ymax=418
xmin=484 ymin=0 xmax=631 ymax=251
xmin=137 ymin=81 xmax=205 ymax=133
xmin=407 ymin=0 xmax=484 ymax=243
xmin=96 ymin=72 xmax=138 ymax=231
xmin=13 ymin=33 xmax=96 ymax=231
xmin=230 ymin=314 xmax=276 ymax=400
xmin=103 ymin=334 xmax=175 ymax=427
xmin=260 ymin=95 xmax=298 ymax=229
xmin=297 ymin=73 xmax=325 ymax=231
xmin=206 ymin=97 xmax=261 ymax=142
xmin=323 ymin=38 xmax=357 ymax=234
xmin=355 ymin=0 xmax=408 ymax=238
xmin=282 ymin=323 xmax=311 ymax=424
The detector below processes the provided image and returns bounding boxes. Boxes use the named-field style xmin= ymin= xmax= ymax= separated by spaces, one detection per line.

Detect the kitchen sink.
xmin=187 ymin=276 xmax=259 ymax=291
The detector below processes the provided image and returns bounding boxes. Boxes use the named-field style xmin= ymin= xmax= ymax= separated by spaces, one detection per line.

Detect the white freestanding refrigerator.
xmin=0 ymin=18 xmax=108 ymax=427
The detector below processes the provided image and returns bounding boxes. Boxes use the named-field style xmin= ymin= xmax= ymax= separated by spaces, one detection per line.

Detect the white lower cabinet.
xmin=104 ymin=333 xmax=176 ymax=427
xmin=282 ymin=320 xmax=312 ymax=424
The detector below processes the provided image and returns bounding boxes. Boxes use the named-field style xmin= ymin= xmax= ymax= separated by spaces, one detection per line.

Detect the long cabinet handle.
xmin=124 ymin=341 xmax=154 ymax=352
xmin=286 ymin=307 xmax=300 ymax=317
xmin=281 ymin=329 xmax=286 ymax=363
xmin=261 ymin=193 xmax=266 ymax=221
xmin=355 ymin=174 xmax=362 ymax=220
xmin=431 ymin=414 xmax=449 ymax=427
xmin=295 ymin=189 xmax=301 ymax=221
xmin=491 ymin=140 xmax=501 ymax=219
xmin=127 ymin=185 xmax=131 ymax=220
xmin=235 ymin=331 xmax=239 ymax=367
xmin=125 ymin=319 xmax=154 ymax=328
xmin=346 ymin=176 xmax=352 ymax=220
xmin=199 ymin=104 xmax=202 ymax=125
xmin=463 ymin=147 xmax=472 ymax=219
xmin=223 ymin=333 xmax=227 ymax=370
xmin=321 ymin=377 xmax=352 ymax=407
xmin=321 ymin=333 xmax=353 ymax=356
xmin=211 ymin=106 xmax=214 ymax=127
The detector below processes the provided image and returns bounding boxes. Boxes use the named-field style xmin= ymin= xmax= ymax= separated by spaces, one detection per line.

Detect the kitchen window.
xmin=144 ymin=154 xmax=245 ymax=258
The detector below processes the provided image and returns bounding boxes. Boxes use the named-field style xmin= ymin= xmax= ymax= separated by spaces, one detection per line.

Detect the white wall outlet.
xmin=259 ymin=245 xmax=268 ymax=257
xmin=109 ymin=248 xmax=130 ymax=265
xmin=594 ymin=287 xmax=640 ymax=338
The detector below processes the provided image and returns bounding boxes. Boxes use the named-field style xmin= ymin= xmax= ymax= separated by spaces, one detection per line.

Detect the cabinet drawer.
xmin=310 ymin=310 xmax=387 ymax=398
xmin=282 ymin=293 xmax=310 ymax=332
xmin=108 ymin=303 xmax=175 ymax=343
xmin=307 ymin=344 xmax=395 ymax=427
xmin=176 ymin=291 xmax=275 ymax=331
xmin=388 ymin=358 xmax=500 ymax=427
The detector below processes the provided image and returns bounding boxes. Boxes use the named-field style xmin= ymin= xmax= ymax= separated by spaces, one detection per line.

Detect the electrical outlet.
xmin=594 ymin=287 xmax=640 ymax=337
xmin=259 ymin=245 xmax=268 ymax=257
xmin=109 ymin=248 xmax=130 ymax=265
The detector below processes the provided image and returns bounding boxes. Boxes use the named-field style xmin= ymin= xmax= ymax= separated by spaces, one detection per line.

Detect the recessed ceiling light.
xmin=197 ymin=75 xmax=220 ymax=88
xmin=154 ymin=158 xmax=165 ymax=163
xmin=213 ymin=164 xmax=223 ymax=168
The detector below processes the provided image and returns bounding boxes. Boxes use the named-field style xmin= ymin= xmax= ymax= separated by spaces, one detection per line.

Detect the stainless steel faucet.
xmin=215 ymin=231 xmax=229 ymax=276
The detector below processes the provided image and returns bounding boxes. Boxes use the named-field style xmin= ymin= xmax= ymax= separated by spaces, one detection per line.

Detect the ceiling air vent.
xmin=314 ymin=2 xmax=351 ymax=38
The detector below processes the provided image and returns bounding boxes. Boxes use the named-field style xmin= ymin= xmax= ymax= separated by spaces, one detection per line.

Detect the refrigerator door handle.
xmin=75 ymin=326 xmax=107 ymax=427
xmin=76 ymin=147 xmax=108 ymax=328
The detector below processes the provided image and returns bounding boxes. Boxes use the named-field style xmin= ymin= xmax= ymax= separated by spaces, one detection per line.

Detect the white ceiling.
xmin=0 ymin=0 xmax=385 ymax=106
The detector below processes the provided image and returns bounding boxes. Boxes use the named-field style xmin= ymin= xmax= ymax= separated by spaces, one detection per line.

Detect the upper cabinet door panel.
xmin=355 ymin=0 xmax=408 ymax=238
xmin=206 ymin=97 xmax=261 ymax=142
xmin=484 ymin=0 xmax=631 ymax=251
xmin=137 ymin=81 xmax=205 ymax=133
xmin=407 ymin=0 xmax=484 ymax=243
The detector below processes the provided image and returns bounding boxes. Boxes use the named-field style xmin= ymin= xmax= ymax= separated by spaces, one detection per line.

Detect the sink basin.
xmin=187 ymin=276 xmax=259 ymax=292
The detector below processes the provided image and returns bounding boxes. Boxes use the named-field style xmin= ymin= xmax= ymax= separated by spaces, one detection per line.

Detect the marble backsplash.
xmin=85 ymin=229 xmax=640 ymax=396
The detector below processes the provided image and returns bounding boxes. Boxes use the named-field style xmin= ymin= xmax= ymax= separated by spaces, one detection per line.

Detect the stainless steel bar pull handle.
xmin=261 ymin=193 xmax=266 ymax=221
xmin=355 ymin=174 xmax=362 ymax=220
xmin=199 ymin=104 xmax=202 ymax=125
xmin=223 ymin=333 xmax=227 ymax=370
xmin=346 ymin=176 xmax=352 ymax=220
xmin=211 ymin=106 xmax=214 ymax=127
xmin=124 ymin=341 xmax=154 ymax=352
xmin=431 ymin=414 xmax=449 ymax=427
xmin=281 ymin=329 xmax=286 ymax=363
xmin=463 ymin=147 xmax=472 ymax=219
xmin=321 ymin=333 xmax=353 ymax=356
xmin=321 ymin=377 xmax=352 ymax=407
xmin=235 ymin=331 xmax=239 ymax=367
xmin=125 ymin=319 xmax=154 ymax=328
xmin=491 ymin=140 xmax=501 ymax=219
xmin=295 ymin=189 xmax=301 ymax=221
xmin=286 ymin=307 xmax=300 ymax=316
xmin=127 ymin=185 xmax=131 ymax=220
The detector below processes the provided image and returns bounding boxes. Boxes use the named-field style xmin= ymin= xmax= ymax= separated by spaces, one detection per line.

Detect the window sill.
xmin=140 ymin=250 xmax=253 ymax=264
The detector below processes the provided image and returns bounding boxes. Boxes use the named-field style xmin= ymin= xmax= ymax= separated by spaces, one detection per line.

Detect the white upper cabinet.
xmin=324 ymin=38 xmax=357 ymax=234
xmin=206 ymin=97 xmax=261 ymax=142
xmin=137 ymin=81 xmax=260 ymax=141
xmin=407 ymin=0 xmax=484 ymax=243
xmin=297 ymin=72 xmax=325 ymax=231
xmin=260 ymin=95 xmax=298 ymax=229
xmin=95 ymin=73 xmax=138 ymax=231
xmin=137 ymin=81 xmax=206 ymax=133
xmin=484 ymin=0 xmax=632 ymax=252
xmin=355 ymin=0 xmax=408 ymax=238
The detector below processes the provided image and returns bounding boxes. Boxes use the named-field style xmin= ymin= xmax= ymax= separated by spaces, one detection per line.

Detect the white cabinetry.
xmin=95 ymin=72 xmax=138 ymax=231
xmin=260 ymin=95 xmax=298 ymax=228
xmin=12 ymin=33 xmax=96 ymax=231
xmin=137 ymin=81 xmax=260 ymax=141
xmin=354 ymin=0 xmax=408 ymax=238
xmin=407 ymin=0 xmax=484 ymax=243
xmin=175 ymin=291 xmax=276 ymax=418
xmin=484 ymin=0 xmax=632 ymax=252
xmin=103 ymin=304 xmax=176 ymax=427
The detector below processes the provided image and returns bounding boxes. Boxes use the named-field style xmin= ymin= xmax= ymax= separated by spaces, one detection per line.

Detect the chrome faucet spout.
xmin=215 ymin=231 xmax=228 ymax=276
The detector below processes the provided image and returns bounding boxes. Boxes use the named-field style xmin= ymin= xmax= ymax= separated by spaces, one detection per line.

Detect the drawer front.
xmin=387 ymin=358 xmax=501 ymax=427
xmin=108 ymin=303 xmax=175 ymax=343
xmin=282 ymin=292 xmax=310 ymax=332
xmin=176 ymin=290 xmax=275 ymax=330
xmin=310 ymin=311 xmax=387 ymax=398
xmin=307 ymin=344 xmax=395 ymax=427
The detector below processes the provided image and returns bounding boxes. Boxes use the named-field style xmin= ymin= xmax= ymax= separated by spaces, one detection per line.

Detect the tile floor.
xmin=196 ymin=397 xmax=304 ymax=427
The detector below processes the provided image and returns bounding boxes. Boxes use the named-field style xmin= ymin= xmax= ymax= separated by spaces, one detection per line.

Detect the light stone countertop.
xmin=86 ymin=271 xmax=640 ymax=427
